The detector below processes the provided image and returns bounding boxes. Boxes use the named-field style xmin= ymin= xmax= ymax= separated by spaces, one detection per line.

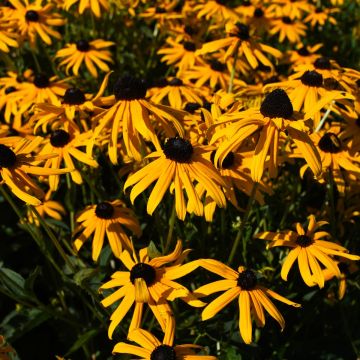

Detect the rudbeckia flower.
xmin=158 ymin=38 xmax=204 ymax=74
xmin=39 ymin=125 xmax=98 ymax=190
xmin=286 ymin=44 xmax=322 ymax=67
xmin=62 ymin=0 xmax=109 ymax=17
xmin=124 ymin=137 xmax=227 ymax=220
xmin=256 ymin=215 xmax=360 ymax=288
xmin=211 ymin=89 xmax=322 ymax=182
xmin=197 ymin=22 xmax=282 ymax=68
xmin=113 ymin=314 xmax=217 ymax=359
xmin=194 ymin=0 xmax=239 ymax=22
xmin=0 ymin=11 xmax=18 ymax=52
xmin=304 ymin=7 xmax=338 ymax=27
xmin=99 ymin=240 xmax=204 ymax=338
xmin=269 ymin=16 xmax=307 ymax=43
xmin=8 ymin=0 xmax=65 ymax=46
xmin=0 ymin=137 xmax=71 ymax=205
xmin=73 ymin=200 xmax=141 ymax=261
xmin=195 ymin=260 xmax=300 ymax=344
xmin=93 ymin=74 xmax=185 ymax=163
xmin=267 ymin=0 xmax=313 ymax=20
xmin=140 ymin=1 xmax=183 ymax=27
xmin=55 ymin=39 xmax=114 ymax=78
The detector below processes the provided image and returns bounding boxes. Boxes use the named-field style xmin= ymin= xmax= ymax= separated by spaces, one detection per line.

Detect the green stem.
xmin=228 ymin=183 xmax=258 ymax=265
xmin=29 ymin=205 xmax=76 ymax=273
xmin=228 ymin=43 xmax=240 ymax=94
xmin=164 ymin=203 xmax=176 ymax=254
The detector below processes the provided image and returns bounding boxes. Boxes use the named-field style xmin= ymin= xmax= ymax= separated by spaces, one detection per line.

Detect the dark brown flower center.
xmin=315 ymin=7 xmax=323 ymax=13
xmin=25 ymin=10 xmax=39 ymax=22
xmin=300 ymin=70 xmax=323 ymax=87
xmin=235 ymin=23 xmax=250 ymax=40
xmin=163 ymin=137 xmax=193 ymax=163
xmin=130 ymin=263 xmax=156 ymax=286
xmin=150 ymin=345 xmax=176 ymax=360
xmin=209 ymin=59 xmax=226 ymax=72
xmin=76 ymin=40 xmax=90 ymax=52
xmin=260 ymin=89 xmax=293 ymax=119
xmin=63 ymin=88 xmax=86 ymax=105
xmin=237 ymin=269 xmax=257 ymax=290
xmin=183 ymin=41 xmax=196 ymax=51
xmin=33 ymin=73 xmax=50 ymax=88
xmin=95 ymin=202 xmax=114 ymax=219
xmin=184 ymin=25 xmax=196 ymax=35
xmin=282 ymin=16 xmax=293 ymax=24
xmin=318 ymin=132 xmax=342 ymax=153
xmin=296 ymin=234 xmax=313 ymax=247
xmin=0 ymin=144 xmax=17 ymax=168
xmin=155 ymin=6 xmax=166 ymax=13
xmin=184 ymin=102 xmax=201 ymax=113
xmin=50 ymin=129 xmax=71 ymax=148
xmin=113 ymin=75 xmax=147 ymax=101
xmin=314 ymin=57 xmax=331 ymax=70
xmin=168 ymin=77 xmax=183 ymax=86
xmin=254 ymin=8 xmax=264 ymax=17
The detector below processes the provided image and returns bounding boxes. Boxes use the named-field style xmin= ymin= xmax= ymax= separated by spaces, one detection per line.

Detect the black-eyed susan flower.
xmin=304 ymin=7 xmax=338 ymax=28
xmin=113 ymin=314 xmax=217 ymax=359
xmin=256 ymin=215 xmax=360 ymax=288
xmin=55 ymin=39 xmax=114 ymax=78
xmin=269 ymin=16 xmax=307 ymax=43
xmin=9 ymin=0 xmax=65 ymax=46
xmin=0 ymin=10 xmax=18 ymax=52
xmin=100 ymin=240 xmax=204 ymax=338
xmin=0 ymin=137 xmax=72 ymax=205
xmin=148 ymin=77 xmax=204 ymax=109
xmin=158 ymin=38 xmax=204 ymax=75
xmin=267 ymin=0 xmax=313 ymax=20
xmin=62 ymin=0 xmax=109 ymax=17
xmin=73 ymin=199 xmax=141 ymax=261
xmin=39 ymin=125 xmax=98 ymax=190
xmin=195 ymin=260 xmax=300 ymax=344
xmin=139 ymin=1 xmax=183 ymax=27
xmin=194 ymin=0 xmax=239 ymax=22
xmin=285 ymin=43 xmax=322 ymax=67
xmin=197 ymin=22 xmax=282 ymax=68
xmin=93 ymin=74 xmax=185 ymax=163
xmin=211 ymin=89 xmax=322 ymax=182
xmin=124 ymin=137 xmax=227 ymax=220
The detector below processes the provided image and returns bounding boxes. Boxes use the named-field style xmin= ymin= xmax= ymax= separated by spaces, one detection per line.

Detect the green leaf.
xmin=65 ymin=329 xmax=98 ymax=356
xmin=148 ymin=241 xmax=161 ymax=258
xmin=0 ymin=265 xmax=27 ymax=299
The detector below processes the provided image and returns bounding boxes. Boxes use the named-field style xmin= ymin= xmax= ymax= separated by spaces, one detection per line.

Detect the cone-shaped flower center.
xmin=296 ymin=234 xmax=313 ymax=247
xmin=63 ymin=88 xmax=86 ymax=105
xmin=151 ymin=345 xmax=176 ymax=360
xmin=50 ymin=129 xmax=71 ymax=148
xmin=318 ymin=132 xmax=342 ymax=153
xmin=215 ymin=0 xmax=227 ymax=5
xmin=209 ymin=59 xmax=226 ymax=72
xmin=300 ymin=70 xmax=323 ymax=87
xmin=237 ymin=269 xmax=257 ymax=290
xmin=282 ymin=16 xmax=293 ymax=24
xmin=33 ymin=74 xmax=50 ymax=88
xmin=76 ymin=40 xmax=90 ymax=52
xmin=25 ymin=10 xmax=39 ymax=22
xmin=254 ymin=8 xmax=264 ymax=17
xmin=314 ymin=57 xmax=331 ymax=69
xmin=235 ymin=23 xmax=250 ymax=40
xmin=184 ymin=102 xmax=201 ymax=113
xmin=155 ymin=6 xmax=166 ymax=13
xmin=0 ymin=144 xmax=17 ymax=168
xmin=297 ymin=47 xmax=309 ymax=56
xmin=130 ymin=263 xmax=156 ymax=286
xmin=5 ymin=86 xmax=16 ymax=94
xmin=315 ymin=7 xmax=323 ymax=13
xmin=95 ymin=202 xmax=114 ymax=219
xmin=211 ymin=150 xmax=235 ymax=169
xmin=168 ymin=78 xmax=183 ymax=86
xmin=260 ymin=89 xmax=293 ymax=119
xmin=113 ymin=75 xmax=147 ymax=101
xmin=184 ymin=25 xmax=196 ymax=35
xmin=183 ymin=41 xmax=196 ymax=52
xmin=163 ymin=137 xmax=193 ymax=163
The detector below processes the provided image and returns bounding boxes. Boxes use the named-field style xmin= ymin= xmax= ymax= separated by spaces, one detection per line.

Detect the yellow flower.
xmin=0 ymin=10 xmax=18 ymax=52
xmin=100 ymin=240 xmax=204 ymax=338
xmin=62 ymin=0 xmax=109 ymax=17
xmin=73 ymin=199 xmax=141 ymax=261
xmin=194 ymin=0 xmax=239 ymax=22
xmin=113 ymin=314 xmax=217 ymax=359
xmin=195 ymin=260 xmax=300 ymax=344
xmin=0 ymin=137 xmax=72 ymax=205
xmin=256 ymin=215 xmax=360 ymax=288
xmin=124 ymin=137 xmax=227 ymax=220
xmin=9 ymin=0 xmax=65 ymax=46
xmin=269 ymin=16 xmax=307 ymax=43
xmin=55 ymin=39 xmax=114 ymax=78
xmin=304 ymin=7 xmax=338 ymax=27
xmin=267 ymin=0 xmax=313 ymax=20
